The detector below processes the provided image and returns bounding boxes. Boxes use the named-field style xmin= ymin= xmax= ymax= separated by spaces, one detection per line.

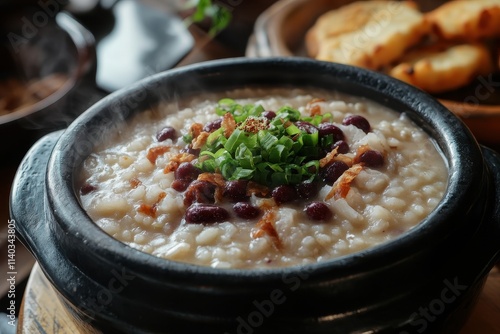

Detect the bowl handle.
xmin=9 ymin=130 xmax=64 ymax=257
xmin=482 ymin=146 xmax=500 ymax=265
xmin=56 ymin=12 xmax=96 ymax=80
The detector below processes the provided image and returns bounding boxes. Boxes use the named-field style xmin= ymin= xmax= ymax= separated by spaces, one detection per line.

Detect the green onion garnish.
xmin=196 ymin=99 xmax=331 ymax=187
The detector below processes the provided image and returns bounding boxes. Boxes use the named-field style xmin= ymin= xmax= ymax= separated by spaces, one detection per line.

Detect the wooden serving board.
xmin=16 ymin=263 xmax=500 ymax=334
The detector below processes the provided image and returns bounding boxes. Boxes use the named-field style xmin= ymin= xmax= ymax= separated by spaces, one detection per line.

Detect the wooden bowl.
xmin=247 ymin=0 xmax=500 ymax=150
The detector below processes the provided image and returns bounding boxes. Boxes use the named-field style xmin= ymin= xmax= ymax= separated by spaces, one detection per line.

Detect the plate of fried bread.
xmin=247 ymin=0 xmax=500 ymax=148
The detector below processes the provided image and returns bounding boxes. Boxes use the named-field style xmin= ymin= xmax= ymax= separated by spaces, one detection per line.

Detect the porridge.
xmin=0 ymin=74 xmax=67 ymax=115
xmin=78 ymin=88 xmax=448 ymax=269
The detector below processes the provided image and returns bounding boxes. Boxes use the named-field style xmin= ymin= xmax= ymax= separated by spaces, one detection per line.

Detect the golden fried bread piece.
xmin=305 ymin=1 xmax=395 ymax=58
xmin=306 ymin=1 xmax=429 ymax=70
xmin=426 ymin=0 xmax=500 ymax=40
xmin=389 ymin=43 xmax=493 ymax=93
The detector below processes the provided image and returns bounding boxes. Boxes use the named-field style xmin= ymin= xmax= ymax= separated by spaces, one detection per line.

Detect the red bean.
xmin=80 ymin=183 xmax=97 ymax=195
xmin=332 ymin=140 xmax=349 ymax=154
xmin=272 ymin=185 xmax=297 ymax=205
xmin=342 ymin=115 xmax=370 ymax=133
xmin=262 ymin=111 xmax=276 ymax=120
xmin=296 ymin=181 xmax=320 ymax=200
xmin=223 ymin=180 xmax=249 ymax=202
xmin=295 ymin=121 xmax=318 ymax=134
xmin=203 ymin=118 xmax=222 ymax=133
xmin=321 ymin=161 xmax=349 ymax=185
xmin=172 ymin=179 xmax=191 ymax=192
xmin=318 ymin=123 xmax=344 ymax=141
xmin=359 ymin=150 xmax=384 ymax=167
xmin=233 ymin=202 xmax=261 ymax=219
xmin=304 ymin=202 xmax=332 ymax=221
xmin=185 ymin=204 xmax=229 ymax=224
xmin=156 ymin=126 xmax=177 ymax=141
xmin=175 ymin=162 xmax=201 ymax=181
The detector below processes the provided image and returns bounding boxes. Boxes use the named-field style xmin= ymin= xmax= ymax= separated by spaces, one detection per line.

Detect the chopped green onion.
xmin=182 ymin=133 xmax=193 ymax=144
xmin=258 ymin=131 xmax=278 ymax=152
xmin=277 ymin=106 xmax=300 ymax=121
xmin=230 ymin=167 xmax=254 ymax=180
xmin=285 ymin=124 xmax=301 ymax=136
xmin=302 ymin=132 xmax=319 ymax=147
xmin=195 ymin=98 xmax=331 ymax=187
xmin=206 ymin=127 xmax=224 ymax=146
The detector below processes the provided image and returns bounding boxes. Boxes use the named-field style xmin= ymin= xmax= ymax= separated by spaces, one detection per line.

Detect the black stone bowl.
xmin=10 ymin=58 xmax=500 ymax=334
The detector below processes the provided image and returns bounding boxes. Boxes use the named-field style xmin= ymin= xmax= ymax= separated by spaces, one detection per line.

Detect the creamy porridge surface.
xmin=78 ymin=88 xmax=448 ymax=269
